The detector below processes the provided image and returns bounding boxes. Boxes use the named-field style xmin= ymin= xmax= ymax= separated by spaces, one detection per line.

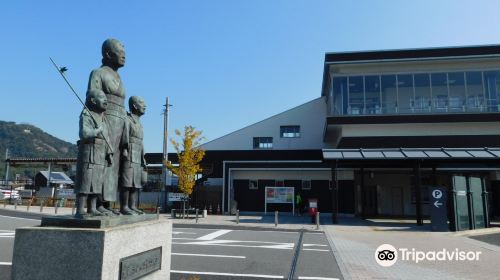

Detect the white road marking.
xmin=302 ymin=249 xmax=330 ymax=252
xmin=172 ymin=253 xmax=246 ymax=259
xmin=196 ymin=229 xmax=232 ymax=240
xmin=171 ymin=270 xmax=284 ymax=279
xmin=173 ymin=237 xmax=293 ymax=245
xmin=172 ymin=231 xmax=196 ymax=235
xmin=172 ymin=241 xmax=294 ymax=250
xmin=0 ymin=231 xmax=15 ymax=238
xmin=303 ymin=244 xmax=328 ymax=247
xmin=0 ymin=215 xmax=39 ymax=221
xmin=0 ymin=262 xmax=12 ymax=266
xmin=298 ymin=277 xmax=339 ymax=280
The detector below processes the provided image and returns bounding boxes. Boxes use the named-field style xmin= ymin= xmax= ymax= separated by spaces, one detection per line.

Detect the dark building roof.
xmin=7 ymin=157 xmax=76 ymax=165
xmin=323 ymin=147 xmax=500 ymax=160
xmin=35 ymin=171 xmax=73 ymax=185
xmin=336 ymin=136 xmax=500 ymax=149
xmin=324 ymin=45 xmax=500 ymax=64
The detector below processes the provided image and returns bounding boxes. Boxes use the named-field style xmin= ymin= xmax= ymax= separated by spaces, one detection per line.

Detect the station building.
xmin=148 ymin=45 xmax=500 ymax=229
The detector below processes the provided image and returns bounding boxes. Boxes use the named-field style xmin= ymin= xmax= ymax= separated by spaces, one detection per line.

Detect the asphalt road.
xmin=0 ymin=211 xmax=40 ymax=280
xmin=171 ymin=228 xmax=342 ymax=279
xmin=469 ymin=232 xmax=500 ymax=247
xmin=0 ymin=210 xmax=343 ymax=280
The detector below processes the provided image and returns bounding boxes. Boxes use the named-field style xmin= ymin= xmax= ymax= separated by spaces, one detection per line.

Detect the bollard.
xmin=14 ymin=199 xmax=17 ymax=209
xmin=316 ymin=212 xmax=320 ymax=230
xmin=71 ymin=201 xmax=75 ymax=215
xmin=275 ymin=211 xmax=278 ymax=227
xmin=55 ymin=200 xmax=58 ymax=214
xmin=156 ymin=207 xmax=160 ymax=219
xmin=40 ymin=200 xmax=44 ymax=213
xmin=171 ymin=209 xmax=175 ymax=218
xmin=236 ymin=209 xmax=240 ymax=224
xmin=3 ymin=199 xmax=6 ymax=208
xmin=195 ymin=208 xmax=199 ymax=223
xmin=27 ymin=200 xmax=31 ymax=211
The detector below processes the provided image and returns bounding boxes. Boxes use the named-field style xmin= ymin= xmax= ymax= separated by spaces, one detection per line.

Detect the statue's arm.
xmin=121 ymin=117 xmax=130 ymax=159
xmin=79 ymin=112 xmax=100 ymax=141
xmin=87 ymin=69 xmax=103 ymax=92
xmin=141 ymin=145 xmax=146 ymax=167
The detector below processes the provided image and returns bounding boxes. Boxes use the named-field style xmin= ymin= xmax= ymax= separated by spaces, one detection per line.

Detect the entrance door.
xmin=469 ymin=177 xmax=486 ymax=229
xmin=492 ymin=181 xmax=500 ymax=218
xmin=362 ymin=185 xmax=377 ymax=217
xmin=453 ymin=176 xmax=471 ymax=231
xmin=391 ymin=187 xmax=404 ymax=216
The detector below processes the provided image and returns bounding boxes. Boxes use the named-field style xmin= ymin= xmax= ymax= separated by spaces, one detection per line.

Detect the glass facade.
xmin=330 ymin=70 xmax=500 ymax=116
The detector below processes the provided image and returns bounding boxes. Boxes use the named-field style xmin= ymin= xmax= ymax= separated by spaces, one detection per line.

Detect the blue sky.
xmin=1 ymin=1 xmax=500 ymax=154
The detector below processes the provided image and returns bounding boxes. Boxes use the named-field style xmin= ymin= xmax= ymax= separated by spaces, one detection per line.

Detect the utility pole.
xmin=162 ymin=97 xmax=173 ymax=189
xmin=4 ymin=149 xmax=10 ymax=202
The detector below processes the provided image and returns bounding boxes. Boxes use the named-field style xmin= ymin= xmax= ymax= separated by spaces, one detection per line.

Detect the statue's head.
xmin=101 ymin=38 xmax=125 ymax=69
xmin=86 ymin=89 xmax=108 ymax=112
xmin=129 ymin=96 xmax=146 ymax=116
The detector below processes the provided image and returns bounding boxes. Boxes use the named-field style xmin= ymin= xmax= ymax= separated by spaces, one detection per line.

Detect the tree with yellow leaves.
xmin=165 ymin=126 xmax=205 ymax=197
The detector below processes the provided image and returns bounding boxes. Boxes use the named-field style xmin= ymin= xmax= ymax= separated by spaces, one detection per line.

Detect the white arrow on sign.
xmin=434 ymin=201 xmax=443 ymax=208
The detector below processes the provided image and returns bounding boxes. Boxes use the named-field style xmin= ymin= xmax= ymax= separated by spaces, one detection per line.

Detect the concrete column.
xmin=331 ymin=161 xmax=338 ymax=224
xmin=414 ymin=161 xmax=424 ymax=226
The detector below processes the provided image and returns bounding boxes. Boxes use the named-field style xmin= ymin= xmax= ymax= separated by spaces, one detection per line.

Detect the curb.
xmin=451 ymin=227 xmax=500 ymax=237
xmin=172 ymin=222 xmax=323 ymax=233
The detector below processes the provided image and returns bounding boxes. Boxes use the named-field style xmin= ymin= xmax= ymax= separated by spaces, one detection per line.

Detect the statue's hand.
xmin=122 ymin=149 xmax=129 ymax=159
xmin=106 ymin=153 xmax=113 ymax=166
xmin=95 ymin=126 xmax=103 ymax=136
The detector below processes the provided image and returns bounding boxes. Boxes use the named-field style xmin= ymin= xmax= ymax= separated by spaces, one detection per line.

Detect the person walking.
xmin=295 ymin=192 xmax=302 ymax=216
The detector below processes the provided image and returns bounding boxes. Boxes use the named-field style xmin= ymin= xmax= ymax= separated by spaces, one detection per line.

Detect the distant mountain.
xmin=0 ymin=121 xmax=77 ymax=159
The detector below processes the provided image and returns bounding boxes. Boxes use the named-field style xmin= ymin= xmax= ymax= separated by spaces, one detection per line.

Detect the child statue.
xmin=119 ymin=96 xmax=147 ymax=215
xmin=74 ymin=89 xmax=113 ymax=218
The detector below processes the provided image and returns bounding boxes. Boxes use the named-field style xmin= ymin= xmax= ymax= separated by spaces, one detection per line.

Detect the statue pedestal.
xmin=11 ymin=216 xmax=171 ymax=280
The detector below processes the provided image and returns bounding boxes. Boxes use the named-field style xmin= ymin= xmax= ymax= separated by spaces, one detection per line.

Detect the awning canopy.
xmin=323 ymin=147 xmax=500 ymax=160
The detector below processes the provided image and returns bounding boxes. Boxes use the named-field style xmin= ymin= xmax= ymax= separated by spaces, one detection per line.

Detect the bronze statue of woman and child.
xmin=74 ymin=39 xmax=148 ymax=218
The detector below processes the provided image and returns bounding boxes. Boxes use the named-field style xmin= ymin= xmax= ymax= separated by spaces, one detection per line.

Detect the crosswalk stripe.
xmin=196 ymin=230 xmax=232 ymax=240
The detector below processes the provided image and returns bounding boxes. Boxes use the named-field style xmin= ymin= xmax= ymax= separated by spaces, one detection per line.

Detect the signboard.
xmin=56 ymin=189 xmax=76 ymax=199
xmin=120 ymin=247 xmax=162 ymax=280
xmin=19 ymin=190 xmax=34 ymax=199
xmin=266 ymin=187 xmax=294 ymax=203
xmin=264 ymin=187 xmax=294 ymax=214
xmin=167 ymin=192 xmax=187 ymax=202
xmin=430 ymin=187 xmax=448 ymax=231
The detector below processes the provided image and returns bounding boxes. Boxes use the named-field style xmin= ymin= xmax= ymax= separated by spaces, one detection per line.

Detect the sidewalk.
xmin=0 ymin=204 xmax=322 ymax=231
xmin=3 ymin=204 xmax=500 ymax=279
xmin=324 ymin=217 xmax=500 ymax=280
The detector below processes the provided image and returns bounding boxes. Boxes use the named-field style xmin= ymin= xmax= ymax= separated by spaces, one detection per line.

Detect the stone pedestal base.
xmin=11 ymin=217 xmax=171 ymax=280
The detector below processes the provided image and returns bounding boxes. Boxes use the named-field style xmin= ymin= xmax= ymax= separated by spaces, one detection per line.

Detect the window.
xmin=249 ymin=180 xmax=258 ymax=190
xmin=302 ymin=180 xmax=311 ymax=190
xmin=365 ymin=75 xmax=381 ymax=115
xmin=280 ymin=126 xmax=300 ymax=138
xmin=381 ymin=75 xmax=397 ymax=114
xmin=332 ymin=77 xmax=348 ymax=115
xmin=253 ymin=137 xmax=273 ymax=149
xmin=397 ymin=74 xmax=413 ymax=114
xmin=348 ymin=76 xmax=364 ymax=115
